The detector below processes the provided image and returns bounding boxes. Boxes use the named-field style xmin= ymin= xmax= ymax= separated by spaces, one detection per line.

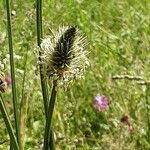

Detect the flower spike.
xmin=40 ymin=26 xmax=89 ymax=85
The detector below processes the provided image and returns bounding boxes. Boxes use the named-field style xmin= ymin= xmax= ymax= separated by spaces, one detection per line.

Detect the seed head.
xmin=121 ymin=114 xmax=134 ymax=133
xmin=40 ymin=26 xmax=89 ymax=85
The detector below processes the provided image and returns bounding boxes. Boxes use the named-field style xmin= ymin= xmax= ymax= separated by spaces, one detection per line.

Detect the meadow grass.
xmin=0 ymin=0 xmax=150 ymax=149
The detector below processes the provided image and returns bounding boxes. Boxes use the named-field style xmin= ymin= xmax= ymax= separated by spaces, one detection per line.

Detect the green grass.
xmin=0 ymin=0 xmax=150 ymax=149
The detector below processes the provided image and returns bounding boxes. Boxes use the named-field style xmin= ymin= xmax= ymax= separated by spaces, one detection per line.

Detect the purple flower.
xmin=0 ymin=74 xmax=11 ymax=93
xmin=93 ymin=95 xmax=109 ymax=112
xmin=5 ymin=76 xmax=11 ymax=86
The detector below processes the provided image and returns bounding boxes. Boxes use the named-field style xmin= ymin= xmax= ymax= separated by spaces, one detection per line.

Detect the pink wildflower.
xmin=5 ymin=76 xmax=11 ymax=86
xmin=93 ymin=95 xmax=109 ymax=112
xmin=0 ymin=73 xmax=11 ymax=93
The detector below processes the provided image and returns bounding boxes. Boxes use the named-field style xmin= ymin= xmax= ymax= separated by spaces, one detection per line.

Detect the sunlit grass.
xmin=0 ymin=0 xmax=150 ymax=149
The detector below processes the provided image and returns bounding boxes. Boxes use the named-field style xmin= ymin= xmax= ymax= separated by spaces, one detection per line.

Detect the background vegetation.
xmin=0 ymin=0 xmax=150 ymax=149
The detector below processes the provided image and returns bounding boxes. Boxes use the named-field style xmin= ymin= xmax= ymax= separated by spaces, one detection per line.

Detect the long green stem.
xmin=36 ymin=0 xmax=49 ymax=118
xmin=5 ymin=0 xmax=20 ymax=146
xmin=19 ymin=47 xmax=29 ymax=150
xmin=49 ymin=128 xmax=55 ymax=150
xmin=145 ymin=85 xmax=150 ymax=142
xmin=10 ymin=140 xmax=13 ymax=150
xmin=36 ymin=0 xmax=55 ymax=149
xmin=0 ymin=94 xmax=19 ymax=150
xmin=43 ymin=82 xmax=57 ymax=150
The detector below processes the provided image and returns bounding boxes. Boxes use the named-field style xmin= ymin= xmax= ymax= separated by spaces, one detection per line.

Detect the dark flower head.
xmin=40 ymin=26 xmax=89 ymax=85
xmin=121 ymin=115 xmax=130 ymax=125
xmin=121 ymin=114 xmax=134 ymax=133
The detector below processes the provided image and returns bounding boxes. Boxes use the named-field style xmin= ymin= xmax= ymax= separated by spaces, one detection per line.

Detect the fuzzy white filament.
xmin=40 ymin=26 xmax=89 ymax=85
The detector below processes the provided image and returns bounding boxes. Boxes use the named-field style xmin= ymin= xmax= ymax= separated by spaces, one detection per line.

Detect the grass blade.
xmin=36 ymin=0 xmax=49 ymax=118
xmin=49 ymin=128 xmax=55 ymax=150
xmin=5 ymin=0 xmax=20 ymax=146
xmin=145 ymin=85 xmax=150 ymax=143
xmin=43 ymin=83 xmax=57 ymax=150
xmin=0 ymin=94 xmax=19 ymax=150
xmin=19 ymin=48 xmax=29 ymax=150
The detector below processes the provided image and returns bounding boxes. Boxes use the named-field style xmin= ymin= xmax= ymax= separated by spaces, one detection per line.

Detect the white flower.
xmin=40 ymin=26 xmax=89 ymax=85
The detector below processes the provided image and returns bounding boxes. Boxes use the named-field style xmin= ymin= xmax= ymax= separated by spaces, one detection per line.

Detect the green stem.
xmin=36 ymin=1 xmax=56 ymax=149
xmin=145 ymin=85 xmax=150 ymax=142
xmin=36 ymin=0 xmax=49 ymax=118
xmin=49 ymin=128 xmax=55 ymax=150
xmin=36 ymin=0 xmax=43 ymax=45
xmin=0 ymin=94 xmax=19 ymax=150
xmin=19 ymin=47 xmax=29 ymax=150
xmin=5 ymin=0 xmax=20 ymax=146
xmin=10 ymin=141 xmax=13 ymax=150
xmin=43 ymin=82 xmax=57 ymax=150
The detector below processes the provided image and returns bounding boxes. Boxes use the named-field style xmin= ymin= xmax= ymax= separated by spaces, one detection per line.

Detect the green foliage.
xmin=0 ymin=0 xmax=150 ymax=149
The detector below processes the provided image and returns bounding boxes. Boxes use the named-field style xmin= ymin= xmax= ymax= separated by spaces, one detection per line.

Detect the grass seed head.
xmin=40 ymin=26 xmax=89 ymax=85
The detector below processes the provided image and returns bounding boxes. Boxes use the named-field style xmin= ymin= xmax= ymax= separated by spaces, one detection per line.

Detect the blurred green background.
xmin=0 ymin=0 xmax=150 ymax=149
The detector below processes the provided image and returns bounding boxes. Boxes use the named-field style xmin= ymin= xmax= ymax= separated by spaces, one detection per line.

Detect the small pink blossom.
xmin=0 ymin=75 xmax=11 ymax=93
xmin=93 ymin=95 xmax=109 ymax=112
xmin=5 ymin=76 xmax=11 ymax=86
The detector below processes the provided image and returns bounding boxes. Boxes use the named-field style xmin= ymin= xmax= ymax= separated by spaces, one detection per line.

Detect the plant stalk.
xmin=36 ymin=1 xmax=55 ymax=149
xmin=0 ymin=94 xmax=19 ymax=150
xmin=145 ymin=85 xmax=150 ymax=143
xmin=43 ymin=82 xmax=57 ymax=150
xmin=49 ymin=128 xmax=55 ymax=150
xmin=36 ymin=0 xmax=49 ymax=118
xmin=5 ymin=0 xmax=20 ymax=146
